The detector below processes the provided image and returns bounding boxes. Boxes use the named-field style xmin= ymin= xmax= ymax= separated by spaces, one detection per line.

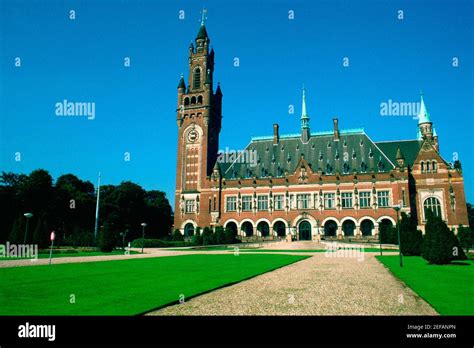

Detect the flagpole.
xmin=94 ymin=172 xmax=101 ymax=245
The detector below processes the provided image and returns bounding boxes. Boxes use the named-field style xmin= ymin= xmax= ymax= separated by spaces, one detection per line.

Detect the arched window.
xmin=426 ymin=161 xmax=430 ymax=172
xmin=360 ymin=162 xmax=367 ymax=173
xmin=193 ymin=68 xmax=201 ymax=89
xmin=197 ymin=95 xmax=203 ymax=104
xmin=421 ymin=162 xmax=425 ymax=172
xmin=184 ymin=223 xmax=194 ymax=237
xmin=432 ymin=161 xmax=437 ymax=172
xmin=343 ymin=162 xmax=350 ymax=174
xmin=424 ymin=197 xmax=442 ymax=219
xmin=326 ymin=163 xmax=333 ymax=175
xmin=191 ymin=96 xmax=196 ymax=104
xmin=377 ymin=160 xmax=385 ymax=172
xmin=184 ymin=97 xmax=190 ymax=106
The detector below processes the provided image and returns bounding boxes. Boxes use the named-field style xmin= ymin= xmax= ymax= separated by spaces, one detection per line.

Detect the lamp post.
xmin=23 ymin=213 xmax=33 ymax=244
xmin=393 ymin=204 xmax=403 ymax=267
xmin=141 ymin=223 xmax=147 ymax=254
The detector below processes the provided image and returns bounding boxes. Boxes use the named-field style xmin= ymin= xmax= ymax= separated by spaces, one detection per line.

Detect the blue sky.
xmin=1 ymin=0 xmax=473 ymax=207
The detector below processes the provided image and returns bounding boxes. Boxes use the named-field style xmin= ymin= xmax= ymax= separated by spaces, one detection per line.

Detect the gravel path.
xmin=148 ymin=253 xmax=437 ymax=316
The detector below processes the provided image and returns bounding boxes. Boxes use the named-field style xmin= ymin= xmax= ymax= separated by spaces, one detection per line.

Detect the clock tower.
xmin=174 ymin=17 xmax=223 ymax=232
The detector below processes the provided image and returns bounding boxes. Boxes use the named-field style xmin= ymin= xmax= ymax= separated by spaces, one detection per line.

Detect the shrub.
xmin=457 ymin=225 xmax=473 ymax=253
xmin=399 ymin=213 xmax=423 ymax=256
xmin=422 ymin=211 xmax=467 ymax=264
xmin=224 ymin=227 xmax=237 ymax=244
xmin=201 ymin=227 xmax=215 ymax=245
xmin=380 ymin=224 xmax=397 ymax=244
xmin=191 ymin=227 xmax=202 ymax=246
xmin=172 ymin=229 xmax=184 ymax=241
xmin=99 ymin=223 xmax=116 ymax=253
xmin=214 ymin=226 xmax=226 ymax=244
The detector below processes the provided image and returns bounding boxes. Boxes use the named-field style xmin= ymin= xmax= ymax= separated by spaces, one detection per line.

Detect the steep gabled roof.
xmin=221 ymin=129 xmax=395 ymax=180
xmin=375 ymin=139 xmax=422 ymax=167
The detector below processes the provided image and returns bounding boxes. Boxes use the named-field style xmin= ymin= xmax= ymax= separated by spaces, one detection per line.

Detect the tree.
xmin=99 ymin=222 xmax=117 ymax=252
xmin=422 ymin=210 xmax=467 ymax=264
xmin=399 ymin=213 xmax=423 ymax=256
xmin=224 ymin=227 xmax=237 ymax=244
xmin=214 ymin=226 xmax=226 ymax=244
xmin=457 ymin=225 xmax=472 ymax=253
xmin=202 ymin=227 xmax=214 ymax=245
xmin=172 ymin=229 xmax=184 ymax=241
xmin=191 ymin=227 xmax=202 ymax=245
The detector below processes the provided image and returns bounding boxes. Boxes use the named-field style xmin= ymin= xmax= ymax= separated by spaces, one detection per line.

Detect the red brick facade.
xmin=173 ymin=25 xmax=469 ymax=240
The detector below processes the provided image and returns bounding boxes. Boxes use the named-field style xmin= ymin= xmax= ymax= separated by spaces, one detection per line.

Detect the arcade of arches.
xmin=219 ymin=217 xmax=395 ymax=241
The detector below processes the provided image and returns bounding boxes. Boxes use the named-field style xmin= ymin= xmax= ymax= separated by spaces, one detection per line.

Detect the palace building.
xmin=173 ymin=21 xmax=469 ymax=240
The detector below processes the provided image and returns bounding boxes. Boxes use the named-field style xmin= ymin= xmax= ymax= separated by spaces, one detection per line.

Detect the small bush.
xmin=214 ymin=226 xmax=226 ymax=244
xmin=172 ymin=229 xmax=184 ymax=241
xmin=201 ymin=227 xmax=215 ymax=245
xmin=99 ymin=223 xmax=117 ymax=253
xmin=458 ymin=225 xmax=473 ymax=253
xmin=191 ymin=227 xmax=202 ymax=245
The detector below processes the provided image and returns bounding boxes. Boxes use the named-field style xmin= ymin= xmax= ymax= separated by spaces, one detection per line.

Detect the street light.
xmin=23 ymin=213 xmax=33 ymax=244
xmin=393 ymin=204 xmax=403 ymax=267
xmin=141 ymin=223 xmax=147 ymax=254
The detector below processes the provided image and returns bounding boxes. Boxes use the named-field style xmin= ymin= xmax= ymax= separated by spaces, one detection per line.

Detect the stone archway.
xmin=257 ymin=221 xmax=270 ymax=237
xmin=342 ymin=220 xmax=355 ymax=237
xmin=324 ymin=220 xmax=338 ymax=237
xmin=184 ymin=223 xmax=195 ymax=237
xmin=273 ymin=221 xmax=286 ymax=237
xmin=360 ymin=219 xmax=374 ymax=236
xmin=241 ymin=221 xmax=254 ymax=237
xmin=298 ymin=221 xmax=312 ymax=240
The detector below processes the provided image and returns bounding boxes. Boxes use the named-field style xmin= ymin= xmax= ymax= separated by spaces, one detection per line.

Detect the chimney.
xmin=333 ymin=118 xmax=340 ymax=141
xmin=273 ymin=123 xmax=279 ymax=145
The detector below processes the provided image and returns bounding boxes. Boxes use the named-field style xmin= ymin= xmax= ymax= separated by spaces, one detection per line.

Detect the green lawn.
xmin=0 ymin=249 xmax=139 ymax=261
xmin=377 ymin=255 xmax=474 ymax=315
xmin=0 ymin=253 xmax=307 ymax=315
xmin=170 ymin=246 xmax=398 ymax=253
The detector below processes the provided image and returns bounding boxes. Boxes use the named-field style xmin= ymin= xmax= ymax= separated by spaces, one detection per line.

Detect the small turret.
xmin=395 ymin=146 xmax=405 ymax=167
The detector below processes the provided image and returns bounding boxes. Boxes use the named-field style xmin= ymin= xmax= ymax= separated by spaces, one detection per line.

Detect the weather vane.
xmin=200 ymin=8 xmax=208 ymax=25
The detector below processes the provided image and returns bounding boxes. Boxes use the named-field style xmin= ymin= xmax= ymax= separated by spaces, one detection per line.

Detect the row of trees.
xmin=380 ymin=211 xmax=472 ymax=264
xmin=0 ymin=170 xmax=173 ymax=249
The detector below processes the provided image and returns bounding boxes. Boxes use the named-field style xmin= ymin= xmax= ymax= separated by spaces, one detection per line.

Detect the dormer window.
xmin=326 ymin=163 xmax=333 ymax=174
xmin=361 ymin=162 xmax=367 ymax=173
xmin=343 ymin=162 xmax=350 ymax=174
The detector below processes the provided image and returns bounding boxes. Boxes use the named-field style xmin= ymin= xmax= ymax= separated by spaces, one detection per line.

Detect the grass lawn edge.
xmin=138 ymin=254 xmax=311 ymax=316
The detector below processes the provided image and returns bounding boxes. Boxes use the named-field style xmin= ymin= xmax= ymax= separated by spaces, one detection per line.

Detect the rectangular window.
xmin=257 ymin=195 xmax=268 ymax=211
xmin=185 ymin=199 xmax=195 ymax=213
xmin=324 ymin=193 xmax=335 ymax=209
xmin=359 ymin=192 xmax=371 ymax=208
xmin=226 ymin=196 xmax=237 ymax=212
xmin=297 ymin=194 xmax=310 ymax=209
xmin=341 ymin=192 xmax=353 ymax=209
xmin=274 ymin=195 xmax=284 ymax=210
xmin=242 ymin=196 xmax=252 ymax=211
xmin=377 ymin=191 xmax=390 ymax=207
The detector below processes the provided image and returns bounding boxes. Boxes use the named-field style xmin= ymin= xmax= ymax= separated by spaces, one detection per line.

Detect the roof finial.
xmin=200 ymin=8 xmax=207 ymax=26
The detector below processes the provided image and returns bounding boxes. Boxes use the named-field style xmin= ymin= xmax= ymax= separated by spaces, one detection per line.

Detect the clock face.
xmin=187 ymin=129 xmax=199 ymax=143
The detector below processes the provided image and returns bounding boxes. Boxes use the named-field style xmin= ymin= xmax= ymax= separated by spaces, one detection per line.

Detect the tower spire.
xmin=417 ymin=92 xmax=434 ymax=140
xmin=300 ymin=86 xmax=310 ymax=143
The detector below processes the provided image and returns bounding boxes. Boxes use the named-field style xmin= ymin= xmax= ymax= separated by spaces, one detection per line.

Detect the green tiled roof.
xmin=221 ymin=131 xmax=398 ymax=180
xmin=375 ymin=140 xmax=422 ymax=167
xmin=196 ymin=25 xmax=208 ymax=40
